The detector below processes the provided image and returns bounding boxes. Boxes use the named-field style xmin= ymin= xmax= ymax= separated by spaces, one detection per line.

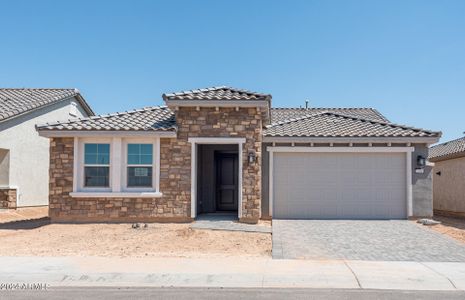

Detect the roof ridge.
xmin=431 ymin=135 xmax=465 ymax=148
xmin=163 ymin=86 xmax=271 ymax=98
xmin=325 ymin=111 xmax=440 ymax=135
xmin=36 ymin=105 xmax=169 ymax=128
xmin=269 ymin=110 xmax=441 ymax=135
xmin=267 ymin=111 xmax=330 ymax=127
xmin=271 ymin=107 xmax=377 ymax=110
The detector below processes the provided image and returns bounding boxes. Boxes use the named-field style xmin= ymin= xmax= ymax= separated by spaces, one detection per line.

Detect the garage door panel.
xmin=273 ymin=152 xmax=407 ymax=219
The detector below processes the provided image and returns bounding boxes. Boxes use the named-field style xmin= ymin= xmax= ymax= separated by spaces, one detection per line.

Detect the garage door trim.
xmin=267 ymin=146 xmax=414 ymax=218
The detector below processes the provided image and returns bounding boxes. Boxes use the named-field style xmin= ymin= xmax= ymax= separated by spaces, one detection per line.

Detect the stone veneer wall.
xmin=174 ymin=107 xmax=263 ymax=222
xmin=49 ymin=137 xmax=191 ymax=222
xmin=0 ymin=188 xmax=17 ymax=209
xmin=49 ymin=107 xmax=263 ymax=223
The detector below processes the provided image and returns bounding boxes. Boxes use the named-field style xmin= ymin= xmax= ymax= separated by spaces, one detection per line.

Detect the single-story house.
xmin=36 ymin=86 xmax=441 ymax=223
xmin=0 ymin=89 xmax=94 ymax=209
xmin=428 ymin=135 xmax=465 ymax=218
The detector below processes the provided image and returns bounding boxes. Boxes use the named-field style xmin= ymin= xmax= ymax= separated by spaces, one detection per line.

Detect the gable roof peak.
xmin=162 ymin=86 xmax=271 ymax=101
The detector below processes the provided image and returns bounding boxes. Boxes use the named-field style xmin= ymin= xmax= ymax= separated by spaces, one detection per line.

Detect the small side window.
xmin=84 ymin=143 xmax=110 ymax=187
xmin=127 ymin=144 xmax=153 ymax=187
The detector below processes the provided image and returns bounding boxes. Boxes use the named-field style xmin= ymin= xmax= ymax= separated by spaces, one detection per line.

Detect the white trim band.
xmin=263 ymin=136 xmax=440 ymax=144
xmin=166 ymin=100 xmax=269 ymax=108
xmin=38 ymin=131 xmax=177 ymax=138
xmin=267 ymin=146 xmax=415 ymax=153
xmin=70 ymin=192 xmax=163 ymax=198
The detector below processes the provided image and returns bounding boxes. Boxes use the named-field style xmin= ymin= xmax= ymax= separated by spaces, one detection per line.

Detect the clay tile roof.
xmin=428 ymin=136 xmax=465 ymax=162
xmin=264 ymin=111 xmax=441 ymax=138
xmin=162 ymin=86 xmax=271 ymax=101
xmin=0 ymin=88 xmax=94 ymax=122
xmin=36 ymin=106 xmax=175 ymax=132
xmin=271 ymin=107 xmax=389 ymax=124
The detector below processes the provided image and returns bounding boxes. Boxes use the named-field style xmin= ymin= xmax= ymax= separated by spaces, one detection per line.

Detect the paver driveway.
xmin=272 ymin=220 xmax=465 ymax=261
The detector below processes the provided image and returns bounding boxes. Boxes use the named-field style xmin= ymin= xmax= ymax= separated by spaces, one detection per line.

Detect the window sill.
xmin=69 ymin=192 xmax=163 ymax=198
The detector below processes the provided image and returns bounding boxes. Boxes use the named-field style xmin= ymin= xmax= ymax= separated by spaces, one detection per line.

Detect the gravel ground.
xmin=0 ymin=222 xmax=271 ymax=258
xmin=427 ymin=216 xmax=465 ymax=244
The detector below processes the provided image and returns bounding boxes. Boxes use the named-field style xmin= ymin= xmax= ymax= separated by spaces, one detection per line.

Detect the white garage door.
xmin=273 ymin=152 xmax=407 ymax=219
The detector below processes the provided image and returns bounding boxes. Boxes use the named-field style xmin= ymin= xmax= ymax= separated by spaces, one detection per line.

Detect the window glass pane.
xmin=127 ymin=167 xmax=152 ymax=187
xmin=128 ymin=144 xmax=139 ymax=155
xmin=140 ymin=154 xmax=152 ymax=165
xmin=128 ymin=154 xmax=139 ymax=165
xmin=99 ymin=144 xmax=110 ymax=154
xmin=140 ymin=144 xmax=153 ymax=155
xmin=127 ymin=144 xmax=153 ymax=165
xmin=85 ymin=144 xmax=97 ymax=154
xmin=84 ymin=143 xmax=110 ymax=165
xmin=98 ymin=154 xmax=110 ymax=164
xmin=84 ymin=154 xmax=97 ymax=164
xmin=84 ymin=167 xmax=109 ymax=187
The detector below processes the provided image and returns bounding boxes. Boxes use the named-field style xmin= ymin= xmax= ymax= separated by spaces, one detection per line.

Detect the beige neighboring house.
xmin=0 ymin=89 xmax=94 ymax=209
xmin=429 ymin=136 xmax=465 ymax=218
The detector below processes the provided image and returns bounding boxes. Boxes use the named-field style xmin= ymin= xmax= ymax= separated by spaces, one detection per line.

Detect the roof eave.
xmin=428 ymin=151 xmax=465 ymax=162
xmin=262 ymin=136 xmax=441 ymax=144
xmin=37 ymin=130 xmax=177 ymax=138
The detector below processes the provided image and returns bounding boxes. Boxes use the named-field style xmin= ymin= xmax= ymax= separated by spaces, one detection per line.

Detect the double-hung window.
xmin=127 ymin=144 xmax=153 ymax=188
xmin=84 ymin=143 xmax=110 ymax=187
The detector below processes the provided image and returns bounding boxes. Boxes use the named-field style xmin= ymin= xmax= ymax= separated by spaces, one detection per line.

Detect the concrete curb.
xmin=1 ymin=257 xmax=465 ymax=290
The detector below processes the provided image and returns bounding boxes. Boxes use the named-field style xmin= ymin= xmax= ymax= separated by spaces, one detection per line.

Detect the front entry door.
xmin=215 ymin=152 xmax=238 ymax=211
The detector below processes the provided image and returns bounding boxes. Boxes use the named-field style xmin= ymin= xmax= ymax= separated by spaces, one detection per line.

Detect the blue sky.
xmin=1 ymin=0 xmax=464 ymax=142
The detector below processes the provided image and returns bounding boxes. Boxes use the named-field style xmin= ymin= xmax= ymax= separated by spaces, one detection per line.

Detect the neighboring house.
xmin=428 ymin=136 xmax=465 ymax=218
xmin=0 ymin=89 xmax=94 ymax=208
xmin=36 ymin=86 xmax=440 ymax=223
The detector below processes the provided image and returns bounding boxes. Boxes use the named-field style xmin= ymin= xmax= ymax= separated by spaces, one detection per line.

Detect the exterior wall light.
xmin=417 ymin=155 xmax=426 ymax=168
xmin=248 ymin=151 xmax=256 ymax=165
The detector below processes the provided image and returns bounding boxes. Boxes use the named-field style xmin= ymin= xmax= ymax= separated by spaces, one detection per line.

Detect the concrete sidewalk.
xmin=1 ymin=257 xmax=465 ymax=290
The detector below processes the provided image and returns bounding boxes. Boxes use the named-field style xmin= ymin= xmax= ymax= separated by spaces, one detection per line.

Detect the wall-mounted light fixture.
xmin=417 ymin=155 xmax=426 ymax=168
xmin=248 ymin=150 xmax=256 ymax=165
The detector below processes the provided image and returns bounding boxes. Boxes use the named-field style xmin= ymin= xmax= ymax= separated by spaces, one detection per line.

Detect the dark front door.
xmin=215 ymin=152 xmax=239 ymax=211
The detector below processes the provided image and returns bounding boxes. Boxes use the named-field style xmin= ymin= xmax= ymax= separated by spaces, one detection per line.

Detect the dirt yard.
xmin=422 ymin=216 xmax=465 ymax=244
xmin=0 ymin=222 xmax=271 ymax=258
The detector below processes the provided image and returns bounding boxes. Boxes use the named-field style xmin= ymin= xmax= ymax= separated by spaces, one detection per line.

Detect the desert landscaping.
xmin=0 ymin=215 xmax=271 ymax=258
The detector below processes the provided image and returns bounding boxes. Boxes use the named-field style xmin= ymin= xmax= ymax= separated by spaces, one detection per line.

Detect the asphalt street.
xmin=2 ymin=287 xmax=465 ymax=300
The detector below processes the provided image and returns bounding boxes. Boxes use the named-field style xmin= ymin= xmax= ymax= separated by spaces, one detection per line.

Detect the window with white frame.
xmin=74 ymin=137 xmax=161 ymax=195
xmin=126 ymin=144 xmax=153 ymax=188
xmin=84 ymin=143 xmax=110 ymax=187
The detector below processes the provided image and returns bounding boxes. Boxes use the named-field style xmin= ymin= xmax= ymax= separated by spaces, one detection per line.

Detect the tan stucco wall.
xmin=433 ymin=157 xmax=465 ymax=216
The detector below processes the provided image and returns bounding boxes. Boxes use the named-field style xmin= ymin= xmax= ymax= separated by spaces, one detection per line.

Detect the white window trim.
xmin=122 ymin=138 xmax=159 ymax=192
xmin=267 ymin=146 xmax=414 ymax=218
xmin=188 ymin=137 xmax=245 ymax=219
xmin=77 ymin=137 xmax=113 ymax=192
xmin=72 ymin=137 xmax=162 ymax=198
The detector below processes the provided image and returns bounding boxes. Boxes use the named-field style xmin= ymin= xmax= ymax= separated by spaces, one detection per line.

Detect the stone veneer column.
xmin=173 ymin=107 xmax=263 ymax=223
